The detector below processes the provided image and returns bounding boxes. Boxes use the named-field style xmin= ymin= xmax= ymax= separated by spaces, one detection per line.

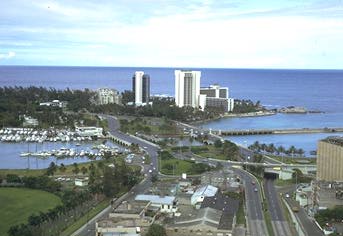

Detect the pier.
xmin=213 ymin=127 xmax=343 ymax=136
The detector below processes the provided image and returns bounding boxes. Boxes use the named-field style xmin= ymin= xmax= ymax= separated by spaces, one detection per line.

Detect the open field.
xmin=0 ymin=187 xmax=61 ymax=236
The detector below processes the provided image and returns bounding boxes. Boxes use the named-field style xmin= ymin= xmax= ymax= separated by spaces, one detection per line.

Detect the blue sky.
xmin=0 ymin=0 xmax=343 ymax=68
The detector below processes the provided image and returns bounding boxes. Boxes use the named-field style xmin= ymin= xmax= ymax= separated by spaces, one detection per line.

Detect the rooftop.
xmin=113 ymin=200 xmax=149 ymax=215
xmin=135 ymin=194 xmax=175 ymax=205
xmin=200 ymin=192 xmax=239 ymax=230
xmin=193 ymin=185 xmax=218 ymax=198
xmin=97 ymin=218 xmax=149 ymax=228
xmin=321 ymin=136 xmax=343 ymax=147
xmin=171 ymin=205 xmax=221 ymax=228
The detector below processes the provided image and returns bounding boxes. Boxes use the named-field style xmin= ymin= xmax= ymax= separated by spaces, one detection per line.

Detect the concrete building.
xmin=132 ymin=71 xmax=150 ymax=106
xmin=75 ymin=126 xmax=103 ymax=137
xmin=200 ymin=84 xmax=234 ymax=112
xmin=22 ymin=115 xmax=39 ymax=127
xmin=135 ymin=194 xmax=178 ymax=213
xmin=39 ymin=99 xmax=67 ymax=108
xmin=167 ymin=206 xmax=232 ymax=236
xmin=96 ymin=88 xmax=121 ymax=105
xmin=200 ymin=84 xmax=229 ymax=98
xmin=317 ymin=136 xmax=343 ymax=181
xmin=191 ymin=185 xmax=218 ymax=206
xmin=175 ymin=70 xmax=204 ymax=110
xmin=74 ymin=178 xmax=88 ymax=187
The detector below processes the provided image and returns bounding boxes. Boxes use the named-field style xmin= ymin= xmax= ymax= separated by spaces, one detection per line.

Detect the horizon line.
xmin=1 ymin=64 xmax=343 ymax=71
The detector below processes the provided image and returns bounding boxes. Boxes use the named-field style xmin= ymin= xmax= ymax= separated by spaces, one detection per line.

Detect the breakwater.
xmin=214 ymin=127 xmax=343 ymax=136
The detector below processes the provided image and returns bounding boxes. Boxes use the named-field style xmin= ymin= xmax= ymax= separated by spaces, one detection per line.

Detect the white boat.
xmin=20 ymin=152 xmax=31 ymax=157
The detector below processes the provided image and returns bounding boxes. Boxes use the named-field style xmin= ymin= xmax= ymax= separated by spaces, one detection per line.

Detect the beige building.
xmin=317 ymin=136 xmax=343 ymax=181
xmin=96 ymin=88 xmax=121 ymax=105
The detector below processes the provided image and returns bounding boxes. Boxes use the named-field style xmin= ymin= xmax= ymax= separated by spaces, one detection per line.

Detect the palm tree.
xmin=288 ymin=146 xmax=296 ymax=158
xmin=81 ymin=166 xmax=88 ymax=175
xmin=267 ymin=143 xmax=276 ymax=154
xmin=298 ymin=148 xmax=305 ymax=157
xmin=59 ymin=163 xmax=66 ymax=174
xmin=189 ymin=136 xmax=194 ymax=151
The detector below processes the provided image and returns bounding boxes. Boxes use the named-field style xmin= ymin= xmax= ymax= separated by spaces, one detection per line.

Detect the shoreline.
xmin=191 ymin=110 xmax=276 ymax=125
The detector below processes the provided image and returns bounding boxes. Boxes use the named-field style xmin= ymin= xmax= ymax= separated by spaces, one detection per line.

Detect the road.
xmin=264 ymin=179 xmax=292 ymax=236
xmin=74 ymin=115 xmax=159 ymax=236
xmin=177 ymin=121 xmax=279 ymax=236
xmin=234 ymin=168 xmax=269 ymax=236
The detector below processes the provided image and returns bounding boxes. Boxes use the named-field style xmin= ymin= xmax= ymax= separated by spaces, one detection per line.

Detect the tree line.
xmin=249 ymin=141 xmax=305 ymax=156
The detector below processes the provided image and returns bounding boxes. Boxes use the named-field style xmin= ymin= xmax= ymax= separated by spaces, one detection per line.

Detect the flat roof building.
xmin=135 ymin=194 xmax=178 ymax=213
xmin=96 ymin=88 xmax=121 ymax=105
xmin=200 ymin=84 xmax=234 ymax=112
xmin=317 ymin=136 xmax=343 ymax=181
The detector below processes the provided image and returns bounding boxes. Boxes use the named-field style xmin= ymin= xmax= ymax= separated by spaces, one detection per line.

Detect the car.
xmin=254 ymin=188 xmax=258 ymax=192
xmin=148 ymin=169 xmax=152 ymax=173
xmin=292 ymin=206 xmax=299 ymax=212
xmin=285 ymin=193 xmax=290 ymax=198
xmin=251 ymin=181 xmax=256 ymax=185
xmin=153 ymin=167 xmax=156 ymax=170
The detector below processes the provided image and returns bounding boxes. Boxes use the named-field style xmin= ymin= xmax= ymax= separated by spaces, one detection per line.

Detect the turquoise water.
xmin=199 ymin=113 xmax=343 ymax=131
xmin=199 ymin=113 xmax=343 ymax=157
xmin=225 ymin=132 xmax=343 ymax=157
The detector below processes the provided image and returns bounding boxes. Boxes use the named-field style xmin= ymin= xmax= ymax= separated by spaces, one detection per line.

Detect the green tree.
xmin=81 ymin=166 xmax=88 ymax=175
xmin=146 ymin=224 xmax=167 ymax=236
xmin=46 ymin=162 xmax=57 ymax=176
xmin=214 ymin=139 xmax=223 ymax=148
xmin=59 ymin=163 xmax=66 ymax=173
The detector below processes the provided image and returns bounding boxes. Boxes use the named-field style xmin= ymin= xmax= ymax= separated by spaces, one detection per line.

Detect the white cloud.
xmin=0 ymin=51 xmax=16 ymax=60
xmin=1 ymin=0 xmax=343 ymax=68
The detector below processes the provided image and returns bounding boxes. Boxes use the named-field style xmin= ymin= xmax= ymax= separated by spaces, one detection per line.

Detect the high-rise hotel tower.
xmin=175 ymin=70 xmax=206 ymax=110
xmin=132 ymin=71 xmax=150 ymax=105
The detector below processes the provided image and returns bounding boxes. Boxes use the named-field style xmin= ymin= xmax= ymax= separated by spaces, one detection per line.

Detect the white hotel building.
xmin=132 ymin=71 xmax=150 ymax=106
xmin=174 ymin=70 xmax=206 ymax=110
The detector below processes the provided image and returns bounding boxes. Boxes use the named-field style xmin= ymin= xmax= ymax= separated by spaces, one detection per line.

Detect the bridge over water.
xmin=212 ymin=127 xmax=343 ymax=136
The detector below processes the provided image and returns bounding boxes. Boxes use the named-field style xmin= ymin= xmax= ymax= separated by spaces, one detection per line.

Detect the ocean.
xmin=0 ymin=66 xmax=343 ymax=166
xmin=1 ymin=66 xmax=343 ymax=112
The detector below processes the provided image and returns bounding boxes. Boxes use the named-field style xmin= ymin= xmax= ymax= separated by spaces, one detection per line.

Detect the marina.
xmin=0 ymin=140 xmax=124 ymax=169
xmin=0 ymin=127 xmax=95 ymax=143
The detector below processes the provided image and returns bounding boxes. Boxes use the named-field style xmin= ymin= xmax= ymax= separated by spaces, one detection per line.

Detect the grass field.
xmin=0 ymin=187 xmax=61 ymax=236
xmin=160 ymin=157 xmax=212 ymax=175
xmin=191 ymin=146 xmax=228 ymax=160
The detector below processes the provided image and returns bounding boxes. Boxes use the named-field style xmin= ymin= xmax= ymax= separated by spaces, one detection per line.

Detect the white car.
xmin=148 ymin=169 xmax=152 ymax=173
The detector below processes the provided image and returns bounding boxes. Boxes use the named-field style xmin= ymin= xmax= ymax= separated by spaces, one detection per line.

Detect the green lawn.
xmin=0 ymin=188 xmax=61 ymax=236
xmin=191 ymin=145 xmax=228 ymax=160
xmin=160 ymin=158 xmax=212 ymax=175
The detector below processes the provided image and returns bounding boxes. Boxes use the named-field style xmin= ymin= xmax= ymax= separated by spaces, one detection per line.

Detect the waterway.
xmin=0 ymin=140 xmax=122 ymax=169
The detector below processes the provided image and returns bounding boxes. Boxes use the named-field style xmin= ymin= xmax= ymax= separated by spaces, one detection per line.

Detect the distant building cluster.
xmin=94 ymin=69 xmax=234 ymax=111
xmin=96 ymin=88 xmax=122 ymax=105
xmin=174 ymin=70 xmax=234 ymax=112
